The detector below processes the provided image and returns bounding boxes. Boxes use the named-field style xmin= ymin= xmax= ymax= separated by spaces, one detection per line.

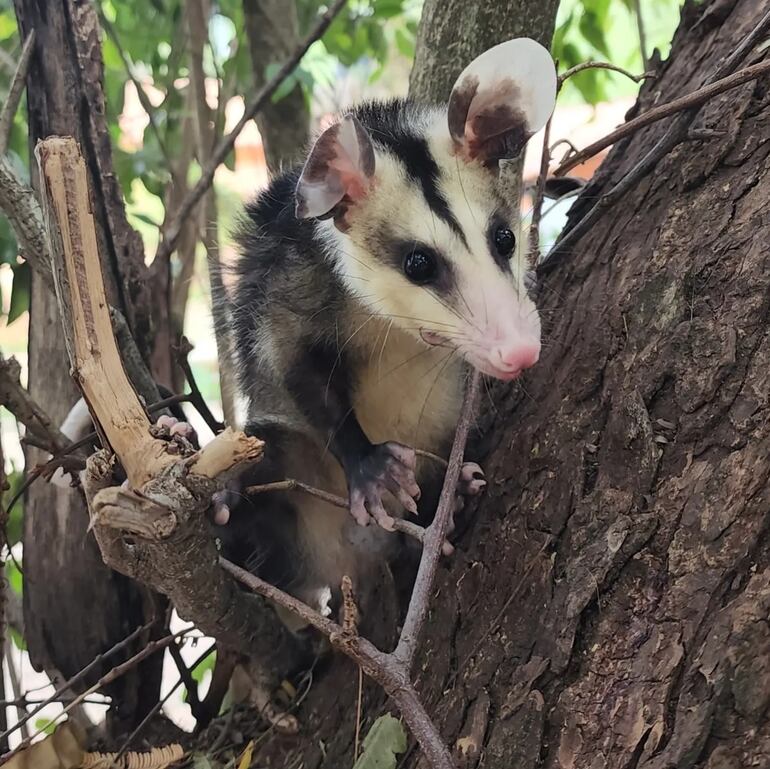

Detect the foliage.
xmin=352 ymin=714 xmax=408 ymax=769
xmin=553 ymin=0 xmax=684 ymax=104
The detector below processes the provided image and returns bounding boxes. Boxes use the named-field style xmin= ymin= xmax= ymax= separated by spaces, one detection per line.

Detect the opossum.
xmin=209 ymin=37 xmax=558 ymax=621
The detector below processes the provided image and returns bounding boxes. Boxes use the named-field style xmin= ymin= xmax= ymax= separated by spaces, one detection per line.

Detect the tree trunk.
xmin=243 ymin=0 xmax=310 ymax=174
xmin=252 ymin=1 xmax=770 ymax=767
xmin=409 ymin=0 xmax=560 ymax=103
xmin=13 ymin=0 xmax=165 ymax=733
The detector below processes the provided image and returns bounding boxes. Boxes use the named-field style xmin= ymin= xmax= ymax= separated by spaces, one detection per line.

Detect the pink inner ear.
xmin=462 ymin=80 xmax=529 ymax=162
xmin=296 ymin=114 xmax=375 ymax=220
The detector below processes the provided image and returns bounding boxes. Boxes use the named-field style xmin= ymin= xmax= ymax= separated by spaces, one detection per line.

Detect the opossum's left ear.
xmin=448 ymin=38 xmax=557 ymax=165
xmin=296 ymin=114 xmax=375 ymax=220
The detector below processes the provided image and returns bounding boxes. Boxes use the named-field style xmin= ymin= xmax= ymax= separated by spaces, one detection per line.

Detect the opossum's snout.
xmin=487 ymin=340 xmax=540 ymax=380
xmin=421 ymin=277 xmax=541 ymax=381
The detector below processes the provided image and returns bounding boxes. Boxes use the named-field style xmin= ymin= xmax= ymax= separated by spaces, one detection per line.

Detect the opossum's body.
xmin=216 ymin=39 xmax=558 ymax=617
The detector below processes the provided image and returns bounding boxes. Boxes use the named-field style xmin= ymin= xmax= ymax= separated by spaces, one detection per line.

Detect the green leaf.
xmin=352 ymin=715 xmax=407 ymax=769
xmin=373 ymin=0 xmax=404 ymax=19
xmin=34 ymin=718 xmax=57 ymax=736
xmin=6 ymin=557 xmax=22 ymax=596
xmin=578 ymin=10 xmax=610 ymax=57
xmin=8 ymin=261 xmax=30 ymax=324
xmin=394 ymin=28 xmax=414 ymax=59
xmin=191 ymin=755 xmax=213 ymax=769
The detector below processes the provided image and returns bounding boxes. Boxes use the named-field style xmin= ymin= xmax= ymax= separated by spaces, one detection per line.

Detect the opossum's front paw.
xmin=348 ymin=442 xmax=420 ymax=531
xmin=151 ymin=414 xmax=199 ymax=453
xmin=457 ymin=462 xmax=486 ymax=497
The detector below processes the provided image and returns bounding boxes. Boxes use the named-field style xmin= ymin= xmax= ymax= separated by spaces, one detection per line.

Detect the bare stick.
xmin=175 ymin=336 xmax=225 ymax=434
xmin=246 ymin=477 xmax=430 ymax=548
xmin=99 ymin=14 xmax=169 ymax=161
xmin=38 ymin=135 xmax=305 ymax=693
xmin=395 ymin=370 xmax=480 ymax=668
xmin=0 ymin=31 xmax=34 ymax=155
xmin=168 ymin=640 xmax=205 ymax=722
xmin=0 ymin=353 xmax=70 ymax=453
xmin=527 ymin=115 xmax=552 ymax=262
xmin=0 ymin=619 xmax=155 ymax=744
xmin=553 ymin=58 xmax=770 ymax=178
xmin=541 ymin=14 xmax=770 ymax=273
xmin=0 ymin=155 xmax=53 ymax=291
xmin=558 ymin=59 xmax=653 ymax=86
xmin=10 ymin=626 xmax=194 ymax=752
xmin=36 ymin=137 xmax=178 ymax=486
xmin=154 ymin=0 xmax=348 ymax=263
xmin=220 ymin=558 xmax=456 ymax=769
xmin=117 ymin=643 xmax=214 ymax=758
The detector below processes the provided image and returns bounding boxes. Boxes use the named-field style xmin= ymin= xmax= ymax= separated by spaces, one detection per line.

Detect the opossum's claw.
xmin=347 ymin=441 xmax=421 ymax=529
xmin=457 ymin=461 xmax=486 ymax=497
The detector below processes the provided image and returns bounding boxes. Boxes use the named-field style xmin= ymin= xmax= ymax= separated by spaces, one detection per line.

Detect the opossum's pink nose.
xmin=491 ymin=343 xmax=540 ymax=377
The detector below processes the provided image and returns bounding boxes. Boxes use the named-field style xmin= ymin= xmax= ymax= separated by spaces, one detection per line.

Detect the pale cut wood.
xmin=35 ymin=136 xmax=170 ymax=488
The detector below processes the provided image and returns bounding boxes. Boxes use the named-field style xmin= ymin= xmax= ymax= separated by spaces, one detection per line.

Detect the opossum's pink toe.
xmin=156 ymin=414 xmax=177 ymax=429
xmin=213 ymin=502 xmax=230 ymax=525
xmin=169 ymin=421 xmax=196 ymax=440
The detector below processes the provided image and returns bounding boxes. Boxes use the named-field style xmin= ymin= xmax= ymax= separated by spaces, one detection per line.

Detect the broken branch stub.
xmin=36 ymin=136 xmax=172 ymax=488
xmin=35 ymin=136 xmax=301 ymax=671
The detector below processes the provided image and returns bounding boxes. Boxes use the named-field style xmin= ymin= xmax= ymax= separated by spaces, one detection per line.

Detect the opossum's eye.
xmin=494 ymin=227 xmax=516 ymax=257
xmin=403 ymin=250 xmax=437 ymax=284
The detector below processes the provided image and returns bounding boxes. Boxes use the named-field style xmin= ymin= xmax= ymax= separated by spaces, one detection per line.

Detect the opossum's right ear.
xmin=295 ymin=114 xmax=375 ymax=220
xmin=448 ymin=37 xmax=557 ymax=165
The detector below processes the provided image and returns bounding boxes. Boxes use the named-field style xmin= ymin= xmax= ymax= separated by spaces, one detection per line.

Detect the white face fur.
xmin=296 ymin=38 xmax=557 ymax=381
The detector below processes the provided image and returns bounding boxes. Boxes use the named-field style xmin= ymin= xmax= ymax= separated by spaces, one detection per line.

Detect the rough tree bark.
xmin=254 ymin=1 xmax=770 ymax=767
xmin=409 ymin=0 xmax=560 ymax=103
xmin=243 ymin=0 xmax=310 ymax=173
xmin=12 ymin=0 xmax=165 ymax=732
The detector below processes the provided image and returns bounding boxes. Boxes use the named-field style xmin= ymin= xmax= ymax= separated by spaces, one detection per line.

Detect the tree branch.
xmin=0 ymin=353 xmax=69 ymax=453
xmin=552 ymin=58 xmax=770 ymax=178
xmin=395 ymin=370 xmax=480 ymax=668
xmin=0 ymin=155 xmax=53 ymax=292
xmin=221 ymin=558 xmax=456 ymax=769
xmin=0 ymin=618 xmax=157 ymax=745
xmin=36 ymin=134 xmax=306 ymax=696
xmin=541 ymin=12 xmax=770 ymax=274
xmin=558 ymin=59 xmax=653 ymax=86
xmin=154 ymin=0 xmax=348 ymax=264
xmin=0 ymin=30 xmax=34 ymax=155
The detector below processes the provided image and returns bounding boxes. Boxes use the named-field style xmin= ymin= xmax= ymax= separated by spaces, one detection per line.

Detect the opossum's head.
xmin=296 ymin=38 xmax=557 ymax=381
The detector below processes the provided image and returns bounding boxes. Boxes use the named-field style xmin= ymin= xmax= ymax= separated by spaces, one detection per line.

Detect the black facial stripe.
xmin=378 ymin=134 xmax=469 ymax=248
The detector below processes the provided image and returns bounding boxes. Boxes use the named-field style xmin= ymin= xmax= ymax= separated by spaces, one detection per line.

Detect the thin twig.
xmin=553 ymin=58 xmax=770 ymax=178
xmin=7 ymin=626 xmax=195 ymax=751
xmin=1 ymin=394 xmax=193 ymax=521
xmin=0 ymin=31 xmax=35 ymax=155
xmin=175 ymin=337 xmax=225 ymax=433
xmin=0 ymin=619 xmax=157 ymax=744
xmin=246 ymin=477 xmax=430 ymax=548
xmin=354 ymin=665 xmax=364 ymax=761
xmin=220 ymin=558 xmax=455 ymax=769
xmin=558 ymin=59 xmax=653 ymax=86
xmin=100 ymin=14 xmax=169 ymax=161
xmin=154 ymin=0 xmax=348 ymax=264
xmin=0 ymin=354 xmax=70 ymax=453
xmin=169 ymin=641 xmax=205 ymax=722
xmin=541 ymin=17 xmax=770 ymax=274
xmin=116 ymin=643 xmax=214 ymax=759
xmin=395 ymin=370 xmax=480 ymax=669
xmin=527 ymin=115 xmax=553 ymax=262
xmin=0 ymin=155 xmax=52 ymax=291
